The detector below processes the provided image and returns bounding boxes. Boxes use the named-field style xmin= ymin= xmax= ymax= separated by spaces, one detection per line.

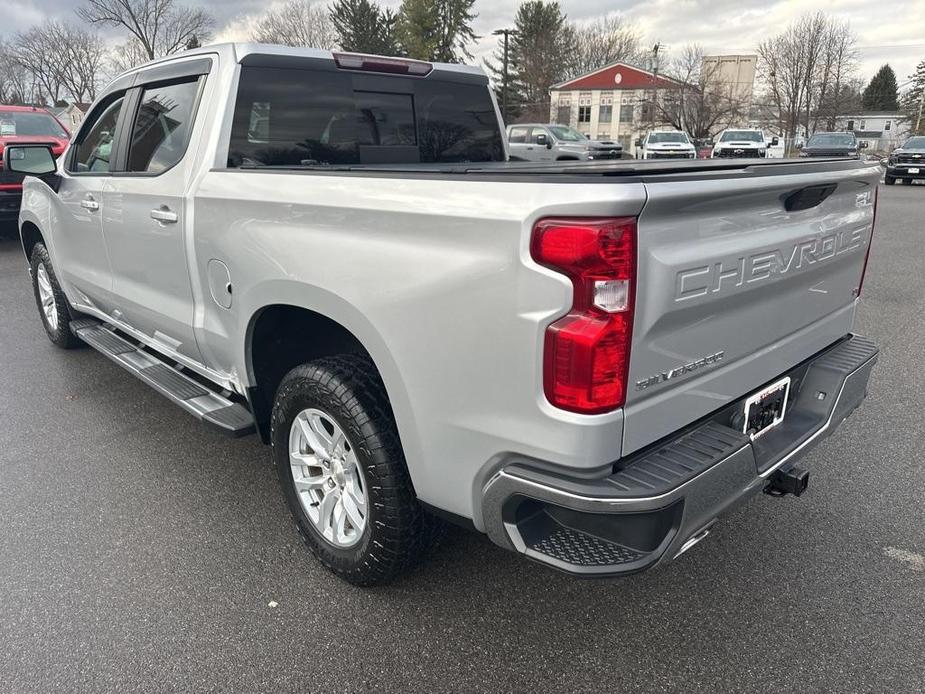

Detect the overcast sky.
xmin=7 ymin=0 xmax=925 ymax=88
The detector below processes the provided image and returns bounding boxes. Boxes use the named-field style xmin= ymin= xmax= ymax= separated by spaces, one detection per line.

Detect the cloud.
xmin=3 ymin=0 xmax=923 ymax=86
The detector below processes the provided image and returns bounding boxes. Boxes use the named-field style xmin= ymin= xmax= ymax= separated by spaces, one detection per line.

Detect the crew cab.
xmin=8 ymin=44 xmax=880 ymax=586
xmin=885 ymin=135 xmax=925 ymax=185
xmin=635 ymin=130 xmax=696 ymax=159
xmin=712 ymin=128 xmax=779 ymax=158
xmin=0 ymin=105 xmax=70 ymax=220
xmin=506 ymin=123 xmax=622 ymax=162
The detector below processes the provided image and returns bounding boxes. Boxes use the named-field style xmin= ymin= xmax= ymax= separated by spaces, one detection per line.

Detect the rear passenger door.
xmin=101 ymin=64 xmax=209 ymax=364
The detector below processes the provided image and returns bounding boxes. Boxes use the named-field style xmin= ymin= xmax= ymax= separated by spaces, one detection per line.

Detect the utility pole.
xmin=493 ymin=28 xmax=516 ymax=122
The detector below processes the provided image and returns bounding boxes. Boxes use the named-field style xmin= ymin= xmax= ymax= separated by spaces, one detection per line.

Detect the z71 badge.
xmin=635 ymin=351 xmax=725 ymax=391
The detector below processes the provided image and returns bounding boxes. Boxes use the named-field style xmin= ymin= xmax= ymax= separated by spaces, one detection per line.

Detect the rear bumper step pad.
xmin=73 ymin=320 xmax=255 ymax=437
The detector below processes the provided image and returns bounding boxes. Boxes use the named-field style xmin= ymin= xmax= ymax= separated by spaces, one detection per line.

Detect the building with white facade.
xmin=835 ymin=111 xmax=909 ymax=152
xmin=549 ymin=62 xmax=683 ymax=153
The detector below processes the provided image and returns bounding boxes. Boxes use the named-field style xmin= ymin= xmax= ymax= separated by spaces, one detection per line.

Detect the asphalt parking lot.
xmin=1 ymin=184 xmax=924 ymax=694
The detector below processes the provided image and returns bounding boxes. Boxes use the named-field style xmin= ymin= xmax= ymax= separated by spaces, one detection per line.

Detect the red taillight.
xmin=333 ymin=52 xmax=432 ymax=76
xmin=531 ymin=217 xmax=637 ymax=414
xmin=857 ymin=185 xmax=877 ymax=296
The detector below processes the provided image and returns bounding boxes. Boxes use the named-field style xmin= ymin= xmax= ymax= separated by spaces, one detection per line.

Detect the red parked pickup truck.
xmin=0 ymin=105 xmax=70 ymax=221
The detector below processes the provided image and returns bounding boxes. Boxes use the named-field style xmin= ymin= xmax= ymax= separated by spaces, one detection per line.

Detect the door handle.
xmin=150 ymin=207 xmax=178 ymax=224
xmin=80 ymin=197 xmax=99 ymax=211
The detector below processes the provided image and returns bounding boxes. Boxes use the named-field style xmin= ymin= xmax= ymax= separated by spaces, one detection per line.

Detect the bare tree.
xmin=252 ymin=0 xmax=337 ymax=49
xmin=9 ymin=22 xmax=106 ymax=104
xmin=78 ymin=0 xmax=213 ymax=61
xmin=110 ymin=37 xmax=154 ymax=74
xmin=653 ymin=44 xmax=747 ymax=139
xmin=10 ymin=26 xmax=66 ymax=104
xmin=814 ymin=20 xmax=859 ymax=130
xmin=757 ymin=12 xmax=858 ymax=144
xmin=568 ymin=15 xmax=641 ymax=80
xmin=0 ymin=40 xmax=33 ymax=104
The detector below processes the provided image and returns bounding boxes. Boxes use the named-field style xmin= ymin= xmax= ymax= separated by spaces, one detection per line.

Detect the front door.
xmin=54 ymin=94 xmax=126 ymax=311
xmin=102 ymin=76 xmax=205 ymax=364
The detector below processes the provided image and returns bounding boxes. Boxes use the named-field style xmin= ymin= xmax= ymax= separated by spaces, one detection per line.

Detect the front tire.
xmin=270 ymin=355 xmax=439 ymax=586
xmin=884 ymin=175 xmax=895 ymax=185
xmin=30 ymin=243 xmax=79 ymax=349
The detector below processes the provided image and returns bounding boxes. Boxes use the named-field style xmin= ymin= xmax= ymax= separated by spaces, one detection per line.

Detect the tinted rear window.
xmin=228 ymin=66 xmax=503 ymax=167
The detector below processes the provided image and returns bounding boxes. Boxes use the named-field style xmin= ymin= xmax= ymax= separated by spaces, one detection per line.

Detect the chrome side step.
xmin=71 ymin=319 xmax=255 ymax=437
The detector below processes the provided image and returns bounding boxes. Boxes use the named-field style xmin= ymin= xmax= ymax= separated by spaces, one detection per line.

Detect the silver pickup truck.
xmin=7 ymin=44 xmax=880 ymax=585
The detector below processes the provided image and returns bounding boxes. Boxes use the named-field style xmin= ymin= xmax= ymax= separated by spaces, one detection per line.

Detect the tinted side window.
xmin=127 ymin=79 xmax=200 ymax=173
xmin=228 ymin=66 xmax=503 ymax=167
xmin=508 ymin=127 xmax=528 ymax=143
xmin=71 ymin=97 xmax=124 ymax=173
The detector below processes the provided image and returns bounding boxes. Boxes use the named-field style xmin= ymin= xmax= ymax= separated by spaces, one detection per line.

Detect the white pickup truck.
xmin=8 ymin=44 xmax=880 ymax=585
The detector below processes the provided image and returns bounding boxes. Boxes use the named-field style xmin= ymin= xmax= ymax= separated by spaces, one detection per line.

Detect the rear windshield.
xmin=720 ymin=131 xmax=763 ymax=142
xmin=0 ymin=111 xmax=68 ymax=138
xmin=228 ymin=66 xmax=504 ymax=167
xmin=807 ymin=133 xmax=855 ymax=147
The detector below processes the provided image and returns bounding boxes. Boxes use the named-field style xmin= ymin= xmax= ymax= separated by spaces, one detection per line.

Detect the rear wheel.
xmin=30 ymin=243 xmax=79 ymax=349
xmin=270 ymin=355 xmax=442 ymax=586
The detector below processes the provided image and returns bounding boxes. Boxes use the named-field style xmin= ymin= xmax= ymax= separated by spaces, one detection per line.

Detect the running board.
xmin=71 ymin=318 xmax=255 ymax=437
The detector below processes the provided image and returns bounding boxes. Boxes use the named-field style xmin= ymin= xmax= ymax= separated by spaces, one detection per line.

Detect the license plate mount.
xmin=743 ymin=376 xmax=791 ymax=440
xmin=908 ymin=167 xmax=920 ymax=174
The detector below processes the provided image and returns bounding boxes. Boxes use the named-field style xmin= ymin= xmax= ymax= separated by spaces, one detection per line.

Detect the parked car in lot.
xmin=885 ymin=135 xmax=925 ymax=185
xmin=506 ymin=123 xmax=623 ymax=161
xmin=636 ymin=130 xmax=696 ymax=159
xmin=8 ymin=44 xmax=880 ymax=586
xmin=711 ymin=128 xmax=779 ymax=158
xmin=0 ymin=105 xmax=70 ymax=221
xmin=799 ymin=131 xmax=865 ymax=159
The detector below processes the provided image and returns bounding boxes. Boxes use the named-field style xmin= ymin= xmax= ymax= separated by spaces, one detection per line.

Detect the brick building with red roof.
xmin=549 ymin=62 xmax=684 ymax=154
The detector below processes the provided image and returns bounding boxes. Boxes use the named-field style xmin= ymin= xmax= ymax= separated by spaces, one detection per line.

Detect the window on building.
xmin=578 ymin=106 xmax=591 ymax=123
xmin=885 ymin=120 xmax=891 ymax=131
xmin=619 ymin=105 xmax=634 ymax=123
xmin=598 ymin=104 xmax=613 ymax=123
xmin=557 ymin=105 xmax=570 ymax=124
xmin=859 ymin=120 xmax=865 ymax=130
xmin=846 ymin=120 xmax=854 ymax=130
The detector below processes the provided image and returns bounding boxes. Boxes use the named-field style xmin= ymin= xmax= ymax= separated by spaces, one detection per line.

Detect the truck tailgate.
xmin=623 ymin=164 xmax=879 ymax=454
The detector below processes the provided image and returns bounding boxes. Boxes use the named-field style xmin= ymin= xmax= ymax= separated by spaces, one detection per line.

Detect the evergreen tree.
xmin=485 ymin=1 xmax=573 ymax=122
xmin=330 ymin=0 xmax=400 ymax=56
xmin=862 ymin=64 xmax=899 ymax=111
xmin=397 ymin=0 xmax=477 ymax=63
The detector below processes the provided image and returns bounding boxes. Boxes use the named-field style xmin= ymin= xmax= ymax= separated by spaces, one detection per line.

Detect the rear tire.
xmin=270 ymin=354 xmax=442 ymax=586
xmin=30 ymin=243 xmax=79 ymax=349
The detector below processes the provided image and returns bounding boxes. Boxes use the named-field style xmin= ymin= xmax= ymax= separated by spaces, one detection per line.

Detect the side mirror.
xmin=770 ymin=137 xmax=779 ymax=146
xmin=535 ymin=133 xmax=548 ymax=147
xmin=3 ymin=144 xmax=57 ymax=176
xmin=635 ymin=139 xmax=643 ymax=148
xmin=795 ymin=142 xmax=803 ymax=150
xmin=859 ymin=141 xmax=868 ymax=149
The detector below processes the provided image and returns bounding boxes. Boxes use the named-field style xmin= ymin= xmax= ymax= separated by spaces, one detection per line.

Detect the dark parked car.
xmin=885 ymin=136 xmax=925 ymax=185
xmin=798 ymin=132 xmax=865 ymax=159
